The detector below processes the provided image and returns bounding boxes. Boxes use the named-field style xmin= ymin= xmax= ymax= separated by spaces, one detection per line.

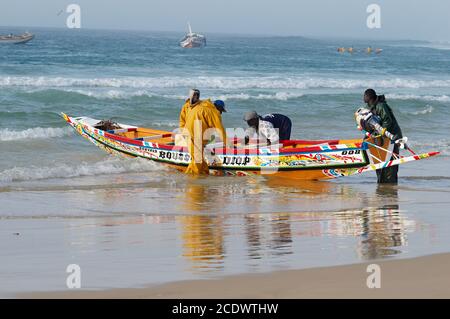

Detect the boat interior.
xmin=104 ymin=126 xmax=364 ymax=154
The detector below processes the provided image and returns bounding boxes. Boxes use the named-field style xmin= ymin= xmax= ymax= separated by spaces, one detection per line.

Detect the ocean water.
xmin=1 ymin=27 xmax=450 ymax=294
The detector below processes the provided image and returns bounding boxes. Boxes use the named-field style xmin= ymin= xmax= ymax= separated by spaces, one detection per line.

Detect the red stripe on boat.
xmin=104 ymin=132 xmax=144 ymax=146
xmin=428 ymin=151 xmax=440 ymax=157
xmin=282 ymin=139 xmax=340 ymax=147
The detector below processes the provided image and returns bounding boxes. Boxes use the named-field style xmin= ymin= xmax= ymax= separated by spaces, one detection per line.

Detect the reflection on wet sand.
xmin=175 ymin=179 xmax=410 ymax=272
xmin=264 ymin=177 xmax=333 ymax=194
xmin=357 ymin=185 xmax=405 ymax=259
xmin=179 ymin=215 xmax=225 ymax=271
xmin=270 ymin=214 xmax=293 ymax=255
xmin=176 ymin=205 xmax=411 ymax=272
xmin=244 ymin=213 xmax=293 ymax=261
xmin=244 ymin=215 xmax=262 ymax=259
xmin=178 ymin=179 xmax=225 ymax=271
xmin=69 ymin=175 xmax=416 ymax=275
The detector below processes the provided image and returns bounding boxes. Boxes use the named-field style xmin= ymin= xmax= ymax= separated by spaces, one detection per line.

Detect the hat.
xmin=189 ymin=88 xmax=200 ymax=98
xmin=243 ymin=111 xmax=259 ymax=121
xmin=214 ymin=100 xmax=226 ymax=112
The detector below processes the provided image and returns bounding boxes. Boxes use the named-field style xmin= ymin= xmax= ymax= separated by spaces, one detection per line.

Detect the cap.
xmin=214 ymin=100 xmax=226 ymax=112
xmin=189 ymin=88 xmax=200 ymax=98
xmin=243 ymin=111 xmax=259 ymax=121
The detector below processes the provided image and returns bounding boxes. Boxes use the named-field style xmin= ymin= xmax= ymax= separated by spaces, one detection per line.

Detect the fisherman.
xmin=243 ymin=111 xmax=292 ymax=145
xmin=213 ymin=100 xmax=226 ymax=114
xmin=364 ymin=88 xmax=403 ymax=184
xmin=184 ymin=98 xmax=227 ymax=175
xmin=206 ymin=100 xmax=227 ymax=145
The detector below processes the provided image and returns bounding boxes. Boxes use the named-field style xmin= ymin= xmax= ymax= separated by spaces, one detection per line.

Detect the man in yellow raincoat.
xmin=184 ymin=99 xmax=227 ymax=174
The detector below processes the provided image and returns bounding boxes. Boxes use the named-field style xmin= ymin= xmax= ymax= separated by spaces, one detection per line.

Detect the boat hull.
xmin=62 ymin=114 xmax=379 ymax=180
xmin=0 ymin=34 xmax=34 ymax=44
xmin=180 ymin=38 xmax=206 ymax=48
xmin=62 ymin=113 xmax=439 ymax=180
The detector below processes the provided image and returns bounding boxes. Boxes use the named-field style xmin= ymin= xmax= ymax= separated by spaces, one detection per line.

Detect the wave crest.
xmin=21 ymin=88 xmax=305 ymax=102
xmin=0 ymin=158 xmax=162 ymax=183
xmin=406 ymin=105 xmax=434 ymax=115
xmin=412 ymin=139 xmax=450 ymax=156
xmin=4 ymin=75 xmax=450 ymax=90
xmin=0 ymin=127 xmax=72 ymax=142
xmin=387 ymin=94 xmax=450 ymax=103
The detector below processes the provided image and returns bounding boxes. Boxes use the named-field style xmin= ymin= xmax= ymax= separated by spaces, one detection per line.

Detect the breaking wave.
xmin=413 ymin=41 xmax=450 ymax=51
xmin=151 ymin=121 xmax=179 ymax=128
xmin=3 ymin=75 xmax=450 ymax=90
xmin=0 ymin=157 xmax=162 ymax=183
xmin=406 ymin=105 xmax=434 ymax=115
xmin=65 ymin=89 xmax=156 ymax=100
xmin=21 ymin=88 xmax=305 ymax=101
xmin=215 ymin=92 xmax=304 ymax=101
xmin=387 ymin=94 xmax=450 ymax=103
xmin=411 ymin=139 xmax=450 ymax=156
xmin=0 ymin=127 xmax=73 ymax=142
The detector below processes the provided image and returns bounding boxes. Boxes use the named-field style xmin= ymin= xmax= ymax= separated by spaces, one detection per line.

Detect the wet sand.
xmin=21 ymin=253 xmax=450 ymax=299
xmin=3 ymin=171 xmax=450 ymax=298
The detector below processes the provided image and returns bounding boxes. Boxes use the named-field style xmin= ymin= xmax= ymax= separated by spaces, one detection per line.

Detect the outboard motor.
xmin=354 ymin=107 xmax=397 ymax=141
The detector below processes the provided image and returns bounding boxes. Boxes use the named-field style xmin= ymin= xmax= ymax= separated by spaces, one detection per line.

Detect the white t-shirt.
xmin=245 ymin=119 xmax=279 ymax=142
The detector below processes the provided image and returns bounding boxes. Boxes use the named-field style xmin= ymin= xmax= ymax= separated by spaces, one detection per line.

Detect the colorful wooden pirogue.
xmin=61 ymin=113 xmax=439 ymax=180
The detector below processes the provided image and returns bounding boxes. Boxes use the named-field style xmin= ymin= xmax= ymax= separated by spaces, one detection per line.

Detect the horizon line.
xmin=0 ymin=24 xmax=434 ymax=43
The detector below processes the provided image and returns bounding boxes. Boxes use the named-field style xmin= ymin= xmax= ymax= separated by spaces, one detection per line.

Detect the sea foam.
xmin=3 ymin=75 xmax=450 ymax=90
xmin=411 ymin=139 xmax=450 ymax=156
xmin=408 ymin=105 xmax=434 ymax=115
xmin=387 ymin=94 xmax=450 ymax=103
xmin=22 ymin=88 xmax=305 ymax=101
xmin=0 ymin=127 xmax=72 ymax=142
xmin=0 ymin=157 xmax=162 ymax=183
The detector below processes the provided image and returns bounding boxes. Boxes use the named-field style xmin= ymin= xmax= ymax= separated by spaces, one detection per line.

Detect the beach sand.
xmin=21 ymin=253 xmax=450 ymax=299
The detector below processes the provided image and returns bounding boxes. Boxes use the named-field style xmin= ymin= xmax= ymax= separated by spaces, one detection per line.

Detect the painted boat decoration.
xmin=61 ymin=113 xmax=440 ymax=180
xmin=0 ymin=32 xmax=34 ymax=44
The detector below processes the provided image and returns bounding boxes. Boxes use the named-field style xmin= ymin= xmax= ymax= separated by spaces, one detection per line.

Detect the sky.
xmin=1 ymin=0 xmax=449 ymax=40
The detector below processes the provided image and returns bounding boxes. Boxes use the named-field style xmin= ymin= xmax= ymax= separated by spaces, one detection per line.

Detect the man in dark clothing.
xmin=364 ymin=88 xmax=403 ymax=184
xmin=243 ymin=111 xmax=292 ymax=144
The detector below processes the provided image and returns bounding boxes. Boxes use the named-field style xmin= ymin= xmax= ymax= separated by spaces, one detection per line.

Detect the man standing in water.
xmin=180 ymin=95 xmax=226 ymax=174
xmin=364 ymin=88 xmax=403 ymax=184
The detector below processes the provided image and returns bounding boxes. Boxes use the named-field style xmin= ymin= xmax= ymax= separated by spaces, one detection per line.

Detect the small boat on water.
xmin=179 ymin=22 xmax=206 ymax=48
xmin=61 ymin=113 xmax=439 ymax=180
xmin=0 ymin=32 xmax=34 ymax=44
